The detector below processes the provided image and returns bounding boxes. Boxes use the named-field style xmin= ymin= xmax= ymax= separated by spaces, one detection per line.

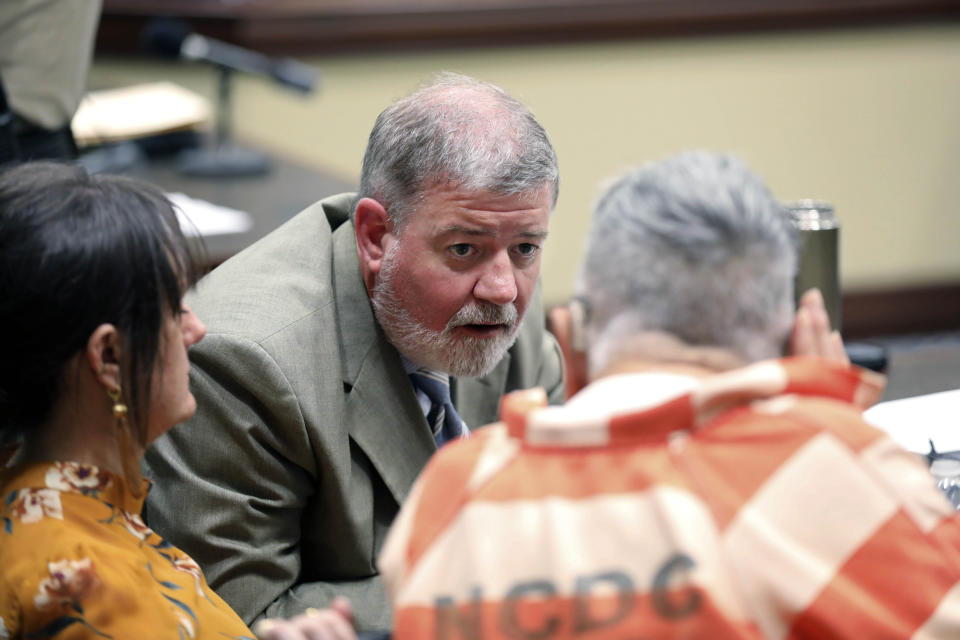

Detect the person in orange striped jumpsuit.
xmin=378 ymin=151 xmax=960 ymax=639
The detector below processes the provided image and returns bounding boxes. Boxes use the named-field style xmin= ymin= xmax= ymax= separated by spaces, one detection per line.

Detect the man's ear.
xmin=86 ymin=324 xmax=122 ymax=391
xmin=547 ymin=303 xmax=589 ymax=400
xmin=354 ymin=197 xmax=393 ymax=292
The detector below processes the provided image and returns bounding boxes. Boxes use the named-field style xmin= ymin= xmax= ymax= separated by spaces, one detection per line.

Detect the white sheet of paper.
xmin=864 ymin=389 xmax=960 ymax=454
xmin=167 ymin=192 xmax=253 ymax=237
xmin=72 ymin=82 xmax=211 ymax=146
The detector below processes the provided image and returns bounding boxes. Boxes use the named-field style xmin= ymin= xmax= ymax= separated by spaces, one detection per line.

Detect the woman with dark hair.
xmin=0 ymin=162 xmax=359 ymax=640
xmin=0 ymin=161 xmax=258 ymax=639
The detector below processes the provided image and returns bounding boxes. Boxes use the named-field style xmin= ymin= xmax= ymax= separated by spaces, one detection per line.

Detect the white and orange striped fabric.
xmin=379 ymin=357 xmax=960 ymax=639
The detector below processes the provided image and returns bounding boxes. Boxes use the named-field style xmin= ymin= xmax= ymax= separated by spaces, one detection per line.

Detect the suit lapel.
xmin=330 ymin=221 xmax=436 ymax=505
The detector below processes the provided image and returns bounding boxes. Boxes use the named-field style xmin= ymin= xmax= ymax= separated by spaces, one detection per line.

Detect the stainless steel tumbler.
xmin=783 ymin=200 xmax=841 ymax=331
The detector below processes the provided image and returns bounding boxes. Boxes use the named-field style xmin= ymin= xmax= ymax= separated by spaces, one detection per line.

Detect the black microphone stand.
xmin=177 ymin=64 xmax=271 ymax=177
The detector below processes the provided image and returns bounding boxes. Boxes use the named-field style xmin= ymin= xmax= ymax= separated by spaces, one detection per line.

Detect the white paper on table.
xmin=864 ymin=389 xmax=960 ymax=454
xmin=166 ymin=192 xmax=253 ymax=237
xmin=72 ymin=82 xmax=211 ymax=146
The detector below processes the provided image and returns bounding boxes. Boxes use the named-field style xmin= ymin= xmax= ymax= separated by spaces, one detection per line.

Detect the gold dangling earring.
xmin=107 ymin=384 xmax=145 ymax=499
xmin=107 ymin=385 xmax=127 ymax=421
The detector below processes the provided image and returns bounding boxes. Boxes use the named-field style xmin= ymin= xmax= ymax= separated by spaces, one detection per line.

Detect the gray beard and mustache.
xmin=371 ymin=245 xmax=521 ymax=377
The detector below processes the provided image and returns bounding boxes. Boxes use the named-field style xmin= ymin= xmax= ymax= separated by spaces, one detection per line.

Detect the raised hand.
xmin=789 ymin=288 xmax=848 ymax=364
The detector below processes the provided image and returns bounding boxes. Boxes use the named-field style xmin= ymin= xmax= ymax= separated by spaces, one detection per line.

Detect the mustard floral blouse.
xmin=0 ymin=461 xmax=255 ymax=639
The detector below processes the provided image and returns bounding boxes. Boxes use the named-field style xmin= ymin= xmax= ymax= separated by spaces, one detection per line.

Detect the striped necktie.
xmin=409 ymin=369 xmax=465 ymax=446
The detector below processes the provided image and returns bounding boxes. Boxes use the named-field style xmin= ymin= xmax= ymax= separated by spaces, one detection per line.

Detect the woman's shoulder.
xmin=0 ymin=491 xmax=252 ymax=640
xmin=1 ymin=474 xmax=144 ymax=600
xmin=0 ymin=505 xmax=130 ymax=640
xmin=2 ymin=462 xmax=138 ymax=553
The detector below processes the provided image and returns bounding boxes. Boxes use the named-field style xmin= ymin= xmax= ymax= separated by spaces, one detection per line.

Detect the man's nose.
xmin=181 ymin=303 xmax=207 ymax=347
xmin=473 ymin=252 xmax=518 ymax=306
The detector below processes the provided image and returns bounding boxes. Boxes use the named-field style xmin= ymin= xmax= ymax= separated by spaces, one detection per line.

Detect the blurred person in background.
xmin=379 ymin=151 xmax=960 ymax=639
xmin=0 ymin=1 xmax=101 ymax=163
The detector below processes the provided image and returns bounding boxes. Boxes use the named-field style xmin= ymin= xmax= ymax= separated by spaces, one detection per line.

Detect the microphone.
xmin=142 ymin=19 xmax=317 ymax=94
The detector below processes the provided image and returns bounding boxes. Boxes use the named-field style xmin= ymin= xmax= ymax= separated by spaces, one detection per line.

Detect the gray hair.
xmin=576 ymin=151 xmax=798 ymax=373
xmin=358 ymin=72 xmax=559 ymax=228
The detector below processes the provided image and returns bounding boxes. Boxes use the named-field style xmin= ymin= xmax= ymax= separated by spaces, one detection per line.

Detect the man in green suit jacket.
xmin=143 ymin=73 xmax=565 ymax=631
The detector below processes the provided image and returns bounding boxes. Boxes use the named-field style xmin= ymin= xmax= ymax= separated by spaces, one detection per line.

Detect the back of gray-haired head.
xmin=358 ymin=72 xmax=559 ymax=228
xmin=576 ymin=151 xmax=798 ymax=372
